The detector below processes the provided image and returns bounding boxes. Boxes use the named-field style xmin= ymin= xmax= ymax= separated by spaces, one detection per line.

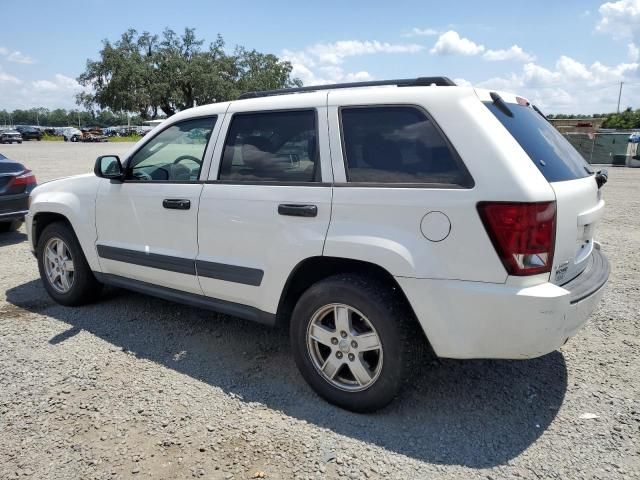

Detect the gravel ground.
xmin=0 ymin=142 xmax=639 ymax=479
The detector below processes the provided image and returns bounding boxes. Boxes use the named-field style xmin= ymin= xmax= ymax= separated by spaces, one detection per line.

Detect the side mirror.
xmin=94 ymin=155 xmax=123 ymax=181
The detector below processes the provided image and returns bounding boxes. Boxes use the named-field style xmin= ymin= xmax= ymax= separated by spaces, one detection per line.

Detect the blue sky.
xmin=0 ymin=0 xmax=639 ymax=114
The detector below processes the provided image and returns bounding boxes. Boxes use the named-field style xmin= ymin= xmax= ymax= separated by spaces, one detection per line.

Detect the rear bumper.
xmin=0 ymin=193 xmax=29 ymax=222
xmin=397 ymin=245 xmax=609 ymax=359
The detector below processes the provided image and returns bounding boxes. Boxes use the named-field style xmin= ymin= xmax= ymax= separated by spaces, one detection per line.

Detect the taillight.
xmin=477 ymin=201 xmax=556 ymax=276
xmin=10 ymin=170 xmax=37 ymax=187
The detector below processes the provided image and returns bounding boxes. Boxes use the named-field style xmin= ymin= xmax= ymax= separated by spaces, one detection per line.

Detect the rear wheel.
xmin=37 ymin=222 xmax=102 ymax=306
xmin=290 ymin=274 xmax=414 ymax=412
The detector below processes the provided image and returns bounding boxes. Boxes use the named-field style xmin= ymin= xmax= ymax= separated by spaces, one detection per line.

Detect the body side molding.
xmin=96 ymin=244 xmax=264 ymax=286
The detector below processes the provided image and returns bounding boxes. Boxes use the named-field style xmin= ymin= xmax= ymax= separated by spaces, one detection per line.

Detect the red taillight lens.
xmin=11 ymin=170 xmax=37 ymax=187
xmin=477 ymin=201 xmax=556 ymax=276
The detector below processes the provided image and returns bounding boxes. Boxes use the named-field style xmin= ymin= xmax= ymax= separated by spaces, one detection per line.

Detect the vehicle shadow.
xmin=0 ymin=230 xmax=27 ymax=247
xmin=5 ymin=279 xmax=568 ymax=468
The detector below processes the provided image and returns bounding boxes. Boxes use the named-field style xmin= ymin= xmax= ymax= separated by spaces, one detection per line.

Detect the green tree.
xmin=77 ymin=28 xmax=300 ymax=118
xmin=601 ymin=108 xmax=640 ymax=129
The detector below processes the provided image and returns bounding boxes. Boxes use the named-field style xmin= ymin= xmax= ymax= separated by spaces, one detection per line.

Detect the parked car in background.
xmin=0 ymin=153 xmax=36 ymax=232
xmin=0 ymin=129 xmax=23 ymax=144
xmin=61 ymin=127 xmax=83 ymax=142
xmin=80 ymin=128 xmax=108 ymax=143
xmin=26 ymin=77 xmax=610 ymax=412
xmin=15 ymin=126 xmax=43 ymax=141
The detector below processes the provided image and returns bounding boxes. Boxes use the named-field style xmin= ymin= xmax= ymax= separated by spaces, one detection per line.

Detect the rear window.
xmin=340 ymin=106 xmax=473 ymax=187
xmin=485 ymin=102 xmax=592 ymax=182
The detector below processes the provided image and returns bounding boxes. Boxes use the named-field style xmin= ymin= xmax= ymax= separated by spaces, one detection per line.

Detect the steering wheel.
xmin=173 ymin=155 xmax=201 ymax=165
xmin=131 ymin=170 xmax=153 ymax=181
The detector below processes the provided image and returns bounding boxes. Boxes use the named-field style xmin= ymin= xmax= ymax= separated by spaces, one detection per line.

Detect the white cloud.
xmin=0 ymin=46 xmax=35 ymax=64
xmin=282 ymin=39 xmax=424 ymax=85
xmin=556 ymin=55 xmax=592 ymax=80
xmin=430 ymin=30 xmax=485 ymax=56
xmin=0 ymin=67 xmax=21 ymax=84
xmin=7 ymin=51 xmax=35 ymax=64
xmin=629 ymin=42 xmax=640 ymax=60
xmin=476 ymin=55 xmax=640 ymax=113
xmin=453 ymin=77 xmax=473 ymax=87
xmin=403 ymin=27 xmax=439 ymax=37
xmin=0 ymin=73 xmax=86 ymax=110
xmin=306 ymin=40 xmax=424 ymax=65
xmin=483 ymin=45 xmax=535 ymax=62
xmin=596 ymin=0 xmax=640 ymax=39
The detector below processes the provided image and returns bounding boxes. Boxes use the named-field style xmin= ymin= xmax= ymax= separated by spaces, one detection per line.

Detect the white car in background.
xmin=61 ymin=127 xmax=83 ymax=142
xmin=26 ymin=77 xmax=609 ymax=412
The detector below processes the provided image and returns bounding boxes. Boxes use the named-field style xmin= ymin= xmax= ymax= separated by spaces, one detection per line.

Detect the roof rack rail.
xmin=238 ymin=76 xmax=456 ymax=100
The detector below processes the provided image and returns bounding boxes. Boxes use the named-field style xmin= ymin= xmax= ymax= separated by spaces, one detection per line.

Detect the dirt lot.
xmin=0 ymin=142 xmax=639 ymax=479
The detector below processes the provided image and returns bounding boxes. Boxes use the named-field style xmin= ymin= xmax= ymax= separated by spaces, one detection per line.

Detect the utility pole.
xmin=617 ymin=81 xmax=624 ymax=113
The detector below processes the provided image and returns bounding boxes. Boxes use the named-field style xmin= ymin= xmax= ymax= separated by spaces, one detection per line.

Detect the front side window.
xmin=340 ymin=106 xmax=472 ymax=186
xmin=127 ymin=117 xmax=216 ymax=182
xmin=219 ymin=110 xmax=319 ymax=182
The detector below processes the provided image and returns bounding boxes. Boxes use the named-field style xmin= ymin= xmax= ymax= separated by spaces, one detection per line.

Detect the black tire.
xmin=0 ymin=219 xmax=22 ymax=232
xmin=37 ymin=221 xmax=102 ymax=306
xmin=290 ymin=274 xmax=415 ymax=412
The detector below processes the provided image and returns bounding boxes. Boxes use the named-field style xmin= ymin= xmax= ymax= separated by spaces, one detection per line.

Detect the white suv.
xmin=27 ymin=77 xmax=609 ymax=412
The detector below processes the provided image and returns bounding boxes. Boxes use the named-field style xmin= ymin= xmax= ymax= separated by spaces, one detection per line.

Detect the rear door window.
xmin=484 ymin=102 xmax=592 ymax=182
xmin=339 ymin=106 xmax=472 ymax=187
xmin=219 ymin=110 xmax=319 ymax=183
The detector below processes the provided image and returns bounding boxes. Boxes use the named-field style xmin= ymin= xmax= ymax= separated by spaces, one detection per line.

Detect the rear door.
xmin=197 ymin=93 xmax=333 ymax=315
xmin=484 ymin=97 xmax=604 ymax=284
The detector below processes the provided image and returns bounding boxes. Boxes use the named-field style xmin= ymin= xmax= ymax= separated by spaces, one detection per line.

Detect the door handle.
xmin=278 ymin=204 xmax=318 ymax=217
xmin=163 ymin=199 xmax=191 ymax=210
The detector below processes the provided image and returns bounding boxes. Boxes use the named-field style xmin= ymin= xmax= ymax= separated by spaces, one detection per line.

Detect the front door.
xmin=95 ymin=116 xmax=219 ymax=294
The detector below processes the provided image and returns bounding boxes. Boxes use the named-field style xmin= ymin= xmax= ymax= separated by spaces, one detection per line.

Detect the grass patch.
xmin=42 ymin=134 xmax=64 ymax=141
xmin=109 ymin=135 xmax=143 ymax=143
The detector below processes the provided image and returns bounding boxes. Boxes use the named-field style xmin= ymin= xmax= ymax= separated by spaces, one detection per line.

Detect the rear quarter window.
xmin=339 ymin=106 xmax=473 ymax=187
xmin=484 ymin=102 xmax=592 ymax=183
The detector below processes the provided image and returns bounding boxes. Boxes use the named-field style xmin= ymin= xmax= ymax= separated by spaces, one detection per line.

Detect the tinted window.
xmin=484 ymin=102 xmax=591 ymax=182
xmin=340 ymin=106 xmax=471 ymax=186
xmin=219 ymin=110 xmax=319 ymax=182
xmin=128 ymin=117 xmax=216 ymax=181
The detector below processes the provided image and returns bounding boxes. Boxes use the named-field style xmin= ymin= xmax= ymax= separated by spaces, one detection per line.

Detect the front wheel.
xmin=37 ymin=222 xmax=102 ymax=306
xmin=290 ymin=274 xmax=413 ymax=412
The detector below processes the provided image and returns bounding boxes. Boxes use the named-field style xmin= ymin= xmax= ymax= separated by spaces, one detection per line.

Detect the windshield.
xmin=484 ymin=102 xmax=592 ymax=182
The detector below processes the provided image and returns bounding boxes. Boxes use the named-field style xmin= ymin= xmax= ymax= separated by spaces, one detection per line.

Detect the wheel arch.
xmin=32 ymin=211 xmax=73 ymax=250
xmin=276 ymin=256 xmax=422 ymax=333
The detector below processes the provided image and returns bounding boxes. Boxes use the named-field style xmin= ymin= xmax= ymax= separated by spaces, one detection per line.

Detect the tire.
xmin=37 ymin=222 xmax=103 ymax=306
xmin=0 ymin=219 xmax=22 ymax=232
xmin=290 ymin=274 xmax=415 ymax=412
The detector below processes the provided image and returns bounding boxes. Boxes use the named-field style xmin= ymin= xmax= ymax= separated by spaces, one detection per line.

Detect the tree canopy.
xmin=601 ymin=108 xmax=640 ymax=129
xmin=77 ymin=28 xmax=301 ymax=119
xmin=0 ymin=108 xmax=143 ymax=128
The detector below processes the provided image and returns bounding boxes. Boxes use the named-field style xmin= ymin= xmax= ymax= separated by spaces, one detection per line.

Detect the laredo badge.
xmin=555 ymin=261 xmax=570 ymax=283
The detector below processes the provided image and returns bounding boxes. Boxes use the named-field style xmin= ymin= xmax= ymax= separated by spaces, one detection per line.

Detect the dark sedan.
xmin=15 ymin=126 xmax=43 ymax=141
xmin=0 ymin=153 xmax=36 ymax=232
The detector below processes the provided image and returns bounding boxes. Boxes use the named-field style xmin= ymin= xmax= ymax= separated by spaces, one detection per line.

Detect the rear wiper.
xmin=490 ymin=92 xmax=513 ymax=117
